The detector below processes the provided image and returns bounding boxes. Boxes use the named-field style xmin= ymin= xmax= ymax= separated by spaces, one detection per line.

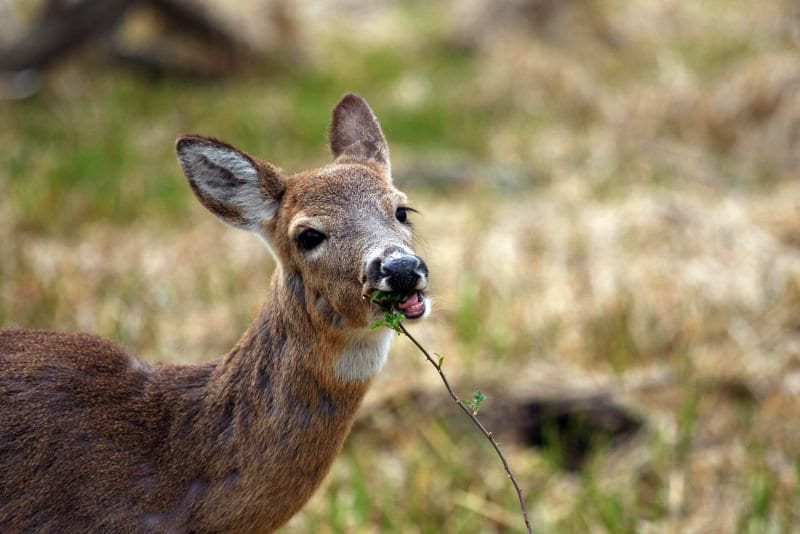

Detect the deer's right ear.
xmin=176 ymin=135 xmax=285 ymax=232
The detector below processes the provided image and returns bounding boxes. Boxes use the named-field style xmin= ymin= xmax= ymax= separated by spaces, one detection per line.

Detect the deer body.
xmin=0 ymin=94 xmax=430 ymax=532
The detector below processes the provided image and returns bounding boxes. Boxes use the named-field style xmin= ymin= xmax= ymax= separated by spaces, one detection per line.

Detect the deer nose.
xmin=381 ymin=255 xmax=426 ymax=294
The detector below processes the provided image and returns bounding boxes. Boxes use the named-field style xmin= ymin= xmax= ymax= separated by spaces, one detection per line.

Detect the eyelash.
xmin=396 ymin=206 xmax=418 ymax=225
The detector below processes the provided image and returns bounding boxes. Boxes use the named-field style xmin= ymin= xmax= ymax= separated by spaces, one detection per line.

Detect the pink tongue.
xmin=397 ymin=291 xmax=421 ymax=311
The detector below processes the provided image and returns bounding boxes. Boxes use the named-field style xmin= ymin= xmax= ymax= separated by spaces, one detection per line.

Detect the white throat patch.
xmin=334 ymin=329 xmax=393 ymax=382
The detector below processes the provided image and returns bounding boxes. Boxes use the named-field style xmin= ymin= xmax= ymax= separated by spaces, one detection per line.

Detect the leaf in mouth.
xmin=369 ymin=290 xmax=407 ymax=333
xmin=369 ymin=290 xmax=408 ymax=308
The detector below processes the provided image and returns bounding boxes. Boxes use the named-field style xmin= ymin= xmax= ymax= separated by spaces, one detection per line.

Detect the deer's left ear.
xmin=329 ymin=93 xmax=390 ymax=175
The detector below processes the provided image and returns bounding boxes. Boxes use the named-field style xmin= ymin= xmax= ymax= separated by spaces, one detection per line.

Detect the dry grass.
xmin=2 ymin=0 xmax=799 ymax=531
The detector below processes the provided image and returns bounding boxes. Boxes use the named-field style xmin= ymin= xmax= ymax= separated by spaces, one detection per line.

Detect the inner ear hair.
xmin=176 ymin=135 xmax=284 ymax=231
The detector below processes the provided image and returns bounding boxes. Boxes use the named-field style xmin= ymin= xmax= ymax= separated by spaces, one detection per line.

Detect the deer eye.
xmin=395 ymin=207 xmax=409 ymax=224
xmin=296 ymin=229 xmax=326 ymax=251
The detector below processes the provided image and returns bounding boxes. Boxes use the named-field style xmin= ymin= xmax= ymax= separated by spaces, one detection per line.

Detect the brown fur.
xmin=0 ymin=94 xmax=428 ymax=532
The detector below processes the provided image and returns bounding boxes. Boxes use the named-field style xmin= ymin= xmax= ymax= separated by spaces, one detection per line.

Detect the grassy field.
xmin=2 ymin=0 xmax=799 ymax=531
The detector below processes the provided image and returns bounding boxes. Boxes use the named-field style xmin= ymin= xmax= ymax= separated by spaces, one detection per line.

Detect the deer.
xmin=0 ymin=93 xmax=431 ymax=532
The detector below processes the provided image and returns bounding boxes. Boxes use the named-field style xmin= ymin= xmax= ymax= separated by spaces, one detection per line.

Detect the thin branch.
xmin=398 ymin=323 xmax=533 ymax=534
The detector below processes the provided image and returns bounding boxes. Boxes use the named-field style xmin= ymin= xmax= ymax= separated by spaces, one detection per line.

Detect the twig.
xmin=398 ymin=323 xmax=533 ymax=534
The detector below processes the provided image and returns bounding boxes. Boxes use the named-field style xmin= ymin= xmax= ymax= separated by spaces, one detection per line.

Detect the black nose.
xmin=382 ymin=256 xmax=425 ymax=294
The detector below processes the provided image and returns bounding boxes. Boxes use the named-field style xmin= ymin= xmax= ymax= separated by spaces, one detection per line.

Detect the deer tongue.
xmin=396 ymin=291 xmax=425 ymax=318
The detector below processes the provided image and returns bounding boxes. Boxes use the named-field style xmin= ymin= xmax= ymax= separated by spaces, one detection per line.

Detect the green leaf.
xmin=370 ymin=310 xmax=405 ymax=334
xmin=368 ymin=290 xmax=415 ymax=334
xmin=369 ymin=290 xmax=408 ymax=308
xmin=367 ymin=290 xmax=408 ymax=333
xmin=465 ymin=390 xmax=488 ymax=414
xmin=435 ymin=352 xmax=445 ymax=367
xmin=384 ymin=311 xmax=405 ymax=333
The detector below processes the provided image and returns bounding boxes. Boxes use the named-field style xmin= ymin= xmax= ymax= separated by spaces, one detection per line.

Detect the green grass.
xmin=0 ymin=35 xmax=492 ymax=234
xmin=2 ymin=0 xmax=790 ymax=232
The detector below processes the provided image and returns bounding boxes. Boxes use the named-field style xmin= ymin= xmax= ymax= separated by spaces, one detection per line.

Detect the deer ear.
xmin=329 ymin=93 xmax=390 ymax=174
xmin=176 ymin=135 xmax=285 ymax=231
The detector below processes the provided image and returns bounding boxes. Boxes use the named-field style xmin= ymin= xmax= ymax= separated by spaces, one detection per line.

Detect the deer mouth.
xmin=363 ymin=289 xmax=428 ymax=320
xmin=395 ymin=290 xmax=426 ymax=319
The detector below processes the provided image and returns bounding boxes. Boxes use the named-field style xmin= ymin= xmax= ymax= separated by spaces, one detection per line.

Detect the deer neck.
xmin=211 ymin=267 xmax=389 ymax=409
xmin=155 ymin=268 xmax=391 ymax=530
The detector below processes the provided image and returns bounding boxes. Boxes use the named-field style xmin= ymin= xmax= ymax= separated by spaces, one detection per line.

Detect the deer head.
xmin=175 ymin=94 xmax=430 ymax=338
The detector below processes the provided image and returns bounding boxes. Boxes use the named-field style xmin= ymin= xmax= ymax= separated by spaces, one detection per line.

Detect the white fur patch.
xmin=128 ymin=354 xmax=153 ymax=373
xmin=421 ymin=295 xmax=433 ymax=318
xmin=196 ymin=144 xmax=257 ymax=181
xmin=334 ymin=329 xmax=393 ymax=382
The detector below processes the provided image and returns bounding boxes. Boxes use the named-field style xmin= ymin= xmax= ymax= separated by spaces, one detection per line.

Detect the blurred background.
xmin=1 ymin=0 xmax=799 ymax=531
